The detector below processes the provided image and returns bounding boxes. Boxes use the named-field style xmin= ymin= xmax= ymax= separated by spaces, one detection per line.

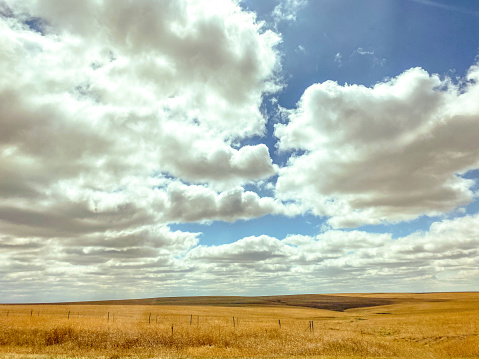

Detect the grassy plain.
xmin=0 ymin=292 xmax=478 ymax=358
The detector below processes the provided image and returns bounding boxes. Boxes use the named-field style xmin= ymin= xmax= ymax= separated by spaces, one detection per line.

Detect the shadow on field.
xmin=59 ymin=294 xmax=401 ymax=312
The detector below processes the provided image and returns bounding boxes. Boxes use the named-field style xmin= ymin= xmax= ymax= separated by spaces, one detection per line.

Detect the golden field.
xmin=0 ymin=292 xmax=478 ymax=359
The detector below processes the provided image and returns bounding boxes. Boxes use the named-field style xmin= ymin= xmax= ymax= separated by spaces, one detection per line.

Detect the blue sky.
xmin=1 ymin=0 xmax=479 ymax=303
xmin=176 ymin=0 xmax=479 ymax=243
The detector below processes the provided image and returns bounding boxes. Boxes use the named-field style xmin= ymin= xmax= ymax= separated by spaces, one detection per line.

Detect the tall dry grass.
xmin=0 ymin=293 xmax=478 ymax=358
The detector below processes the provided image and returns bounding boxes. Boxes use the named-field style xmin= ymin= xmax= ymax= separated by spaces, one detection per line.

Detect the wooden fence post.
xmin=149 ymin=313 xmax=151 ymax=324
xmin=68 ymin=311 xmax=70 ymax=319
xmin=279 ymin=319 xmax=281 ymax=328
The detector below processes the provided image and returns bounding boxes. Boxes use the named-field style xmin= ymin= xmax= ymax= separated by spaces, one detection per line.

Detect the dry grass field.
xmin=0 ymin=292 xmax=478 ymax=359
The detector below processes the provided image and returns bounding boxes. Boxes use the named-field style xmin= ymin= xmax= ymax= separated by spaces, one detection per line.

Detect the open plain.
xmin=0 ymin=292 xmax=478 ymax=359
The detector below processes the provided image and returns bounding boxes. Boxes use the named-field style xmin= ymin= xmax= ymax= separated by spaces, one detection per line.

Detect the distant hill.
xmin=60 ymin=294 xmax=400 ymax=312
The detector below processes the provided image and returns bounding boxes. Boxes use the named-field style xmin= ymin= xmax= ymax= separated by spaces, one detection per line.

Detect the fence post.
xmin=190 ymin=314 xmax=192 ymax=325
xmin=233 ymin=316 xmax=235 ymax=328
xmin=279 ymin=319 xmax=281 ymax=328
xmin=149 ymin=313 xmax=151 ymax=324
xmin=108 ymin=312 xmax=109 ymax=321
xmin=68 ymin=311 xmax=70 ymax=319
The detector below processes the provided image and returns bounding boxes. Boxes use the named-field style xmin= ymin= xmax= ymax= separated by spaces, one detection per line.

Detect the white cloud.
xmin=0 ymin=0 xmax=282 ymax=224
xmin=179 ymin=214 xmax=479 ymax=294
xmin=350 ymin=47 xmax=386 ymax=68
xmin=156 ymin=130 xmax=277 ymax=187
xmin=295 ymin=44 xmax=306 ymax=54
xmin=163 ymin=182 xmax=285 ymax=223
xmin=188 ymin=235 xmax=293 ymax=263
xmin=275 ymin=65 xmax=479 ymax=227
xmin=0 ymin=0 xmax=285 ymax=302
xmin=272 ymin=0 xmax=307 ymax=24
xmin=334 ymin=52 xmax=342 ymax=66
xmin=355 ymin=47 xmax=374 ymax=56
xmin=2 ymin=0 xmax=479 ymax=303
xmin=409 ymin=0 xmax=479 ymax=17
xmin=3 ymin=205 xmax=479 ymax=302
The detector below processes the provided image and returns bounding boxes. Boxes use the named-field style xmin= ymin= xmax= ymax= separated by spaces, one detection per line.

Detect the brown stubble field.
xmin=0 ymin=292 xmax=478 ymax=359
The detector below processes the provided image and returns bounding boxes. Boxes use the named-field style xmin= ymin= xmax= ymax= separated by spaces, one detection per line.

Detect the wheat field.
xmin=0 ymin=292 xmax=478 ymax=358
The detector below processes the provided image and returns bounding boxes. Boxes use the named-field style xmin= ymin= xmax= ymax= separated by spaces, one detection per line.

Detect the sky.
xmin=1 ymin=0 xmax=479 ymax=303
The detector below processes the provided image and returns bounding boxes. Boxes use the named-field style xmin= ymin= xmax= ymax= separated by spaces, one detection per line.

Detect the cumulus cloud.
xmin=188 ymin=235 xmax=292 ymax=262
xmin=0 ymin=225 xmax=199 ymax=302
xmin=2 ymin=0 xmax=479 ymax=303
xmin=3 ymin=205 xmax=479 ymax=301
xmin=186 ymin=214 xmax=479 ymax=294
xmin=0 ymin=0 xmax=285 ymax=301
xmin=0 ymin=0 xmax=282 ymax=226
xmin=275 ymin=65 xmax=479 ymax=227
xmin=164 ymin=183 xmax=284 ymax=223
xmin=1 ymin=0 xmax=281 ymax=187
xmin=156 ymin=131 xmax=277 ymax=186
